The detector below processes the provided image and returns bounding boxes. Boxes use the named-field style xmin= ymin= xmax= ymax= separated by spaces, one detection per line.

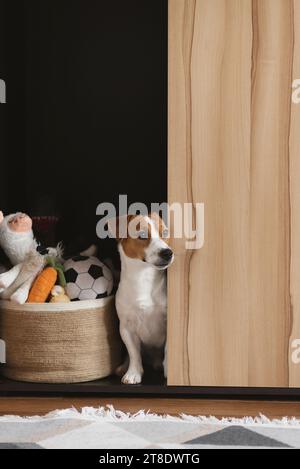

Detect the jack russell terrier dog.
xmin=109 ymin=213 xmax=174 ymax=384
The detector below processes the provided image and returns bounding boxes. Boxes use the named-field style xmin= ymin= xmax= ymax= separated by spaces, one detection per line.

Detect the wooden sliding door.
xmin=168 ymin=0 xmax=300 ymax=387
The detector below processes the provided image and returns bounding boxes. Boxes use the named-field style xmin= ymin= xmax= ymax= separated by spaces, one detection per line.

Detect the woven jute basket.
xmin=0 ymin=296 xmax=123 ymax=383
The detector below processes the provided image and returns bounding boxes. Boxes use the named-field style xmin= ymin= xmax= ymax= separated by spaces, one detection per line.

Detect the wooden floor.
xmin=0 ymin=397 xmax=299 ymax=419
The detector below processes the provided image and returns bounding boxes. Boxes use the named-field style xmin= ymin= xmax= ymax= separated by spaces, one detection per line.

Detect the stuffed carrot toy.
xmin=27 ymin=256 xmax=67 ymax=303
xmin=27 ymin=267 xmax=57 ymax=303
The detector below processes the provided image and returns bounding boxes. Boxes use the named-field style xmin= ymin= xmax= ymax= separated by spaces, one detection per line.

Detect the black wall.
xmin=1 ymin=0 xmax=167 ymax=253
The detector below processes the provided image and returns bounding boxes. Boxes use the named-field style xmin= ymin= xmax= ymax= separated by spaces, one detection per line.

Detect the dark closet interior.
xmin=1 ymin=0 xmax=167 ymax=255
xmin=0 ymin=0 xmax=167 ymax=392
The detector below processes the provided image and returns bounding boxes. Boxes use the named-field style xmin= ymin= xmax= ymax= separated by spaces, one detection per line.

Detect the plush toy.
xmin=64 ymin=252 xmax=113 ymax=301
xmin=0 ymin=248 xmax=45 ymax=304
xmin=0 ymin=211 xmax=36 ymax=265
xmin=27 ymin=256 xmax=67 ymax=304
xmin=50 ymin=286 xmax=71 ymax=303
xmin=27 ymin=266 xmax=57 ymax=303
xmin=0 ymin=212 xmax=62 ymax=263
xmin=0 ymin=211 xmax=62 ymax=304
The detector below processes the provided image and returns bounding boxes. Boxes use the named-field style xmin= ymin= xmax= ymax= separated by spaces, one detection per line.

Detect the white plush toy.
xmin=0 ymin=211 xmax=62 ymax=304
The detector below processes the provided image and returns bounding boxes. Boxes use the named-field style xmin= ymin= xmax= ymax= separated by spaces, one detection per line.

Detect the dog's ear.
xmin=150 ymin=212 xmax=169 ymax=238
xmin=107 ymin=215 xmax=135 ymax=241
xmin=0 ymin=212 xmax=4 ymax=225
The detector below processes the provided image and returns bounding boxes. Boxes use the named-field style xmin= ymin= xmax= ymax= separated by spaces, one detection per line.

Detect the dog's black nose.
xmin=160 ymin=248 xmax=173 ymax=262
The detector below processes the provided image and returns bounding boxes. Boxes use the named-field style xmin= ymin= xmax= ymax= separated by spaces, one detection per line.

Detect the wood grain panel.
xmin=249 ymin=0 xmax=294 ymax=387
xmin=168 ymin=0 xmax=196 ymax=386
xmin=289 ymin=0 xmax=300 ymax=387
xmin=168 ymin=0 xmax=298 ymax=387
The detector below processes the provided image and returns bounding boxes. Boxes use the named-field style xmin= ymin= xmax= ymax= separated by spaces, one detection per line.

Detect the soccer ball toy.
xmin=64 ymin=255 xmax=113 ymax=301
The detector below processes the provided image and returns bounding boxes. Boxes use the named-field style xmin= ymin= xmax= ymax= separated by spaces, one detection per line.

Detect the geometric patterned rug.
xmin=0 ymin=407 xmax=299 ymax=449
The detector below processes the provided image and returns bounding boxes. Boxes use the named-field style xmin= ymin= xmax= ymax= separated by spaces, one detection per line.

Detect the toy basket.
xmin=0 ymin=296 xmax=122 ymax=383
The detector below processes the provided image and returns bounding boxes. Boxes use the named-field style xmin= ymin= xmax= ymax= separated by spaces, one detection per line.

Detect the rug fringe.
xmin=1 ymin=405 xmax=300 ymax=427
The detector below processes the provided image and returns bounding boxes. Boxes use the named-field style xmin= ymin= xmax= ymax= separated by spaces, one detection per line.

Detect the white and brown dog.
xmin=109 ymin=213 xmax=174 ymax=385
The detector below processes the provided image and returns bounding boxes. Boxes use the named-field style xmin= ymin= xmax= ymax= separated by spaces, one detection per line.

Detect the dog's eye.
xmin=138 ymin=231 xmax=148 ymax=240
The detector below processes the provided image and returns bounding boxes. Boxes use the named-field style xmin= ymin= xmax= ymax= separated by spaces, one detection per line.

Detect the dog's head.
xmin=109 ymin=213 xmax=174 ymax=270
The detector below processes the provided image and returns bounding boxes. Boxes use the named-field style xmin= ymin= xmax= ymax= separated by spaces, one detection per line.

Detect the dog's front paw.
xmin=121 ymin=370 xmax=143 ymax=385
xmin=116 ymin=359 xmax=129 ymax=377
